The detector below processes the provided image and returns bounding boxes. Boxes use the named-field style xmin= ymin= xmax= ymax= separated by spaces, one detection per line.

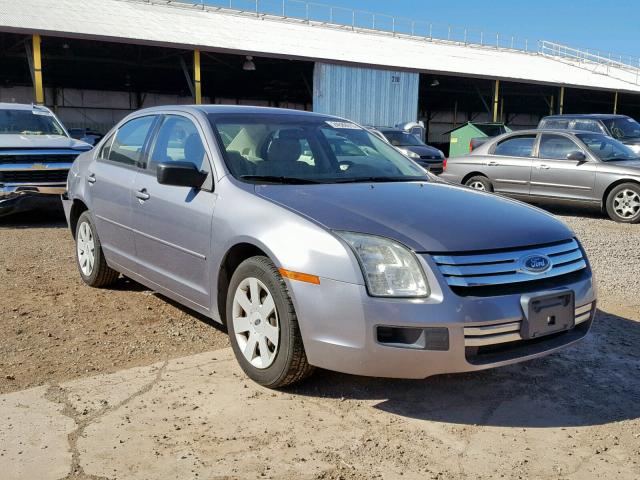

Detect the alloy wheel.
xmin=232 ymin=277 xmax=280 ymax=369
xmin=76 ymin=221 xmax=95 ymax=277
xmin=613 ymin=189 xmax=640 ymax=219
xmin=469 ymin=181 xmax=486 ymax=191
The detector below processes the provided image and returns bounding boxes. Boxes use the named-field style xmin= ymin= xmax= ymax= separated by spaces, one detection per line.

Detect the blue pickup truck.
xmin=0 ymin=103 xmax=92 ymax=216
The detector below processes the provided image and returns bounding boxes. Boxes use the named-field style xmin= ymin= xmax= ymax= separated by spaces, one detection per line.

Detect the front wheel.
xmin=75 ymin=211 xmax=119 ymax=287
xmin=605 ymin=183 xmax=640 ymax=223
xmin=465 ymin=175 xmax=493 ymax=192
xmin=226 ymin=256 xmax=314 ymax=388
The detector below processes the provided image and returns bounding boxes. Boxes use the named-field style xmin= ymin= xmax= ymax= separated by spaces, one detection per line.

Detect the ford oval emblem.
xmin=520 ymin=254 xmax=552 ymax=274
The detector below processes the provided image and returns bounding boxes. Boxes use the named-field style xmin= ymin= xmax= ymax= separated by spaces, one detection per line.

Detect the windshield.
xmin=383 ymin=131 xmax=424 ymax=147
xmin=577 ymin=133 xmax=639 ymax=162
xmin=0 ymin=109 xmax=67 ymax=136
xmin=605 ymin=117 xmax=640 ymax=140
xmin=209 ymin=114 xmax=428 ymax=184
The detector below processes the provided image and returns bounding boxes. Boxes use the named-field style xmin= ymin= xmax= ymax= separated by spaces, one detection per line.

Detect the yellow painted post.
xmin=613 ymin=91 xmax=619 ymax=114
xmin=32 ymin=34 xmax=44 ymax=105
xmin=492 ymin=80 xmax=500 ymax=122
xmin=559 ymin=86 xmax=565 ymax=114
xmin=194 ymin=49 xmax=202 ymax=105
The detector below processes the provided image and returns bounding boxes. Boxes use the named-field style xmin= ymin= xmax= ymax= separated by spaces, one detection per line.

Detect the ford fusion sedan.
xmin=64 ymin=106 xmax=596 ymax=387
xmin=441 ymin=129 xmax=640 ymax=223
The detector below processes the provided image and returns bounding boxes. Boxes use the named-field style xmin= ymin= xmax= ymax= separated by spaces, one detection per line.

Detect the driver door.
xmin=530 ymin=133 xmax=597 ymax=202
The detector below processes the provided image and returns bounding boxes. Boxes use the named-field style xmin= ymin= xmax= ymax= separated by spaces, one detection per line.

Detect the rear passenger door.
xmin=530 ymin=133 xmax=597 ymax=202
xmin=89 ymin=115 xmax=157 ymax=273
xmin=131 ymin=113 xmax=216 ymax=311
xmin=485 ymin=134 xmax=536 ymax=197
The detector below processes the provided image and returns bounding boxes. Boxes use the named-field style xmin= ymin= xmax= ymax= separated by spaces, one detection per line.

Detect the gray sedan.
xmin=63 ymin=107 xmax=595 ymax=387
xmin=441 ymin=129 xmax=640 ymax=223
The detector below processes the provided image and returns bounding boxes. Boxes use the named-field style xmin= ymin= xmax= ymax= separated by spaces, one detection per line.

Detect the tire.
xmin=226 ymin=256 xmax=314 ymax=388
xmin=605 ymin=183 xmax=640 ymax=224
xmin=465 ymin=175 xmax=494 ymax=192
xmin=74 ymin=211 xmax=120 ymax=287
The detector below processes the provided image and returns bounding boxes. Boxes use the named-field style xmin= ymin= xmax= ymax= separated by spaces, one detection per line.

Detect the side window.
xmin=493 ymin=135 xmax=536 ymax=157
xmin=541 ymin=119 xmax=570 ymax=130
xmin=539 ymin=134 xmax=581 ymax=160
xmin=108 ymin=116 xmax=155 ymax=166
xmin=572 ymin=120 xmax=604 ymax=133
xmin=149 ymin=115 xmax=206 ymax=171
xmin=98 ymin=133 xmax=115 ymax=159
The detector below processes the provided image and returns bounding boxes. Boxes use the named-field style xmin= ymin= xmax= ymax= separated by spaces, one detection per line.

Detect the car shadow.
xmin=0 ymin=201 xmax=67 ymax=228
xmin=288 ymin=308 xmax=640 ymax=428
xmin=533 ymin=203 xmax=607 ymax=220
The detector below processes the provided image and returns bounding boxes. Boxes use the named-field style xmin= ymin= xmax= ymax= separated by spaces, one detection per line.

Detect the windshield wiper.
xmin=331 ymin=176 xmax=428 ymax=184
xmin=240 ymin=175 xmax=325 ymax=185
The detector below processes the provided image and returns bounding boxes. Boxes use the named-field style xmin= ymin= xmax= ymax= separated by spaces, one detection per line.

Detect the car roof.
xmin=498 ymin=129 xmax=607 ymax=137
xmin=130 ymin=104 xmax=335 ymax=119
xmin=0 ymin=102 xmax=51 ymax=111
xmin=542 ymin=114 xmax=628 ymax=120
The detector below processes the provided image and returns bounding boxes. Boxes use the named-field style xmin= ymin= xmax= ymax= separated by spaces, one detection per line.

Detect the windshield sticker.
xmin=325 ymin=121 xmax=361 ymax=130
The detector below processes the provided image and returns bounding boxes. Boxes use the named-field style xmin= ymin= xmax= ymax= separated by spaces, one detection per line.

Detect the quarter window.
xmin=148 ymin=116 xmax=206 ymax=171
xmin=539 ymin=134 xmax=581 ymax=160
xmin=493 ymin=135 xmax=536 ymax=157
xmin=108 ymin=116 xmax=155 ymax=166
xmin=98 ymin=133 xmax=115 ymax=159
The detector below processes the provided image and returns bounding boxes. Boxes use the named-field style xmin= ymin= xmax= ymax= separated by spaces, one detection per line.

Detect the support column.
xmin=559 ymin=86 xmax=565 ymax=114
xmin=550 ymin=94 xmax=555 ymax=115
xmin=32 ymin=34 xmax=44 ymax=105
xmin=492 ymin=80 xmax=500 ymax=122
xmin=194 ymin=49 xmax=202 ymax=105
xmin=613 ymin=91 xmax=619 ymax=114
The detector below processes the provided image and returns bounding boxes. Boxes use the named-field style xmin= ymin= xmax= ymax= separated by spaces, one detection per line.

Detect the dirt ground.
xmin=1 ymin=201 xmax=639 ymax=479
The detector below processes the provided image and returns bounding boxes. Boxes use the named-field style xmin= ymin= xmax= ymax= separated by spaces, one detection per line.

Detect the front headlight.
xmin=628 ymin=144 xmax=640 ymax=154
xmin=336 ymin=232 xmax=429 ymax=298
xmin=400 ymin=148 xmax=420 ymax=159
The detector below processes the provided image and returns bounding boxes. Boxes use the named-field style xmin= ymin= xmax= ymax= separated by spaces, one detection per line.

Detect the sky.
xmin=306 ymin=0 xmax=637 ymax=60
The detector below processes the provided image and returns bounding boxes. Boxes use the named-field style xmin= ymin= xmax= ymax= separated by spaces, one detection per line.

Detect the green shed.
xmin=447 ymin=122 xmax=511 ymax=157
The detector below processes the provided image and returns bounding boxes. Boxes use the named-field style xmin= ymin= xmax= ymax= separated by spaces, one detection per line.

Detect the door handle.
xmin=136 ymin=188 xmax=150 ymax=201
xmin=487 ymin=161 xmax=498 ymax=166
xmin=538 ymin=164 xmax=550 ymax=170
xmin=87 ymin=173 xmax=96 ymax=184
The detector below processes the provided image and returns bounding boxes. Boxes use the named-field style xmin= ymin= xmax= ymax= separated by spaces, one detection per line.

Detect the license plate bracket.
xmin=520 ymin=290 xmax=575 ymax=340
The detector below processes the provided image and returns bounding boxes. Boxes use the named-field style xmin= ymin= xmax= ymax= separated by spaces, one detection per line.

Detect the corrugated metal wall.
xmin=313 ymin=63 xmax=419 ymax=126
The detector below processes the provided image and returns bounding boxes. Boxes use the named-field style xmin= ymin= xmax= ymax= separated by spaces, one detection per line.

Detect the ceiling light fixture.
xmin=243 ymin=55 xmax=256 ymax=71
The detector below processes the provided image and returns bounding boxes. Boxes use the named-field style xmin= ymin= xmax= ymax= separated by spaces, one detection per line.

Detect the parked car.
xmin=0 ymin=103 xmax=92 ymax=216
xmin=64 ymin=106 xmax=595 ymax=387
xmin=68 ymin=128 xmax=104 ymax=147
xmin=372 ymin=127 xmax=445 ymax=174
xmin=539 ymin=114 xmax=640 ymax=154
xmin=440 ymin=129 xmax=640 ymax=223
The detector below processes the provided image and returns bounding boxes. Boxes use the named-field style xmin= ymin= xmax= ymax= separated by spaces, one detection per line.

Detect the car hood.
xmin=0 ymin=134 xmax=91 ymax=150
xmin=255 ymin=182 xmax=574 ymax=252
xmin=400 ymin=145 xmax=442 ymax=158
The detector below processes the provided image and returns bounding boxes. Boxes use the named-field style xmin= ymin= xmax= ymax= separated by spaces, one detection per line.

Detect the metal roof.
xmin=1 ymin=0 xmax=639 ymax=94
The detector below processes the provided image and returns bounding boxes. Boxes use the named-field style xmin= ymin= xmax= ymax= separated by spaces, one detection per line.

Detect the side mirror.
xmin=156 ymin=162 xmax=208 ymax=188
xmin=566 ymin=151 xmax=587 ymax=162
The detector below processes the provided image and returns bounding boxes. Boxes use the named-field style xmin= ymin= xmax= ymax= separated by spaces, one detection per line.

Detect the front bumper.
xmin=0 ymin=184 xmax=66 ymax=216
xmin=286 ymin=267 xmax=595 ymax=379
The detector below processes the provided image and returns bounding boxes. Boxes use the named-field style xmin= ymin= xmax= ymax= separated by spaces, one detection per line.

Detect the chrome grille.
xmin=464 ymin=302 xmax=594 ymax=347
xmin=432 ymin=239 xmax=587 ymax=288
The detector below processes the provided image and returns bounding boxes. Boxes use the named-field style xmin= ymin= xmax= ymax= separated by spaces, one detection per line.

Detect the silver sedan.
xmin=63 ymin=107 xmax=596 ymax=387
xmin=440 ymin=129 xmax=640 ymax=223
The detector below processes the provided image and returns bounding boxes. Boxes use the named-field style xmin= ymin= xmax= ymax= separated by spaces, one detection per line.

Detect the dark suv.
xmin=372 ymin=127 xmax=445 ymax=174
xmin=539 ymin=114 xmax=640 ymax=155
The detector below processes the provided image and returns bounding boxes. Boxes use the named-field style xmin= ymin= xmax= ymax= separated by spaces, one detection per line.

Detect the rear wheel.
xmin=75 ymin=211 xmax=119 ymax=287
xmin=226 ymin=256 xmax=314 ymax=388
xmin=465 ymin=175 xmax=493 ymax=192
xmin=606 ymin=183 xmax=640 ymax=223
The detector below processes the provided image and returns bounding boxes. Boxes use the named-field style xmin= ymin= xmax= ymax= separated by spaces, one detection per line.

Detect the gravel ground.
xmin=1 ymin=203 xmax=639 ymax=480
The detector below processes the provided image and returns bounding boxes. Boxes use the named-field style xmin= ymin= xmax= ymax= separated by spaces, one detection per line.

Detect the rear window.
xmin=493 ymin=135 xmax=536 ymax=157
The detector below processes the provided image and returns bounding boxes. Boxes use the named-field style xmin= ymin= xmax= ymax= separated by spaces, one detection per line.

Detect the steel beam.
xmin=32 ymin=34 xmax=44 ymax=105
xmin=492 ymin=80 xmax=500 ymax=122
